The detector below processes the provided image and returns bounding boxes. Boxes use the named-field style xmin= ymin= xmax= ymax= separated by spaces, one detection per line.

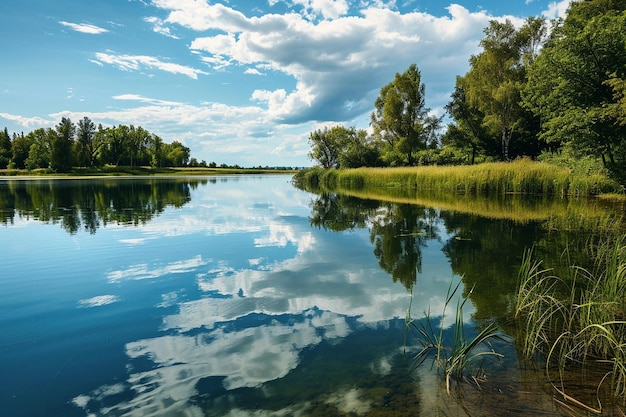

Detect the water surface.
xmin=1 ymin=175 xmax=620 ymax=416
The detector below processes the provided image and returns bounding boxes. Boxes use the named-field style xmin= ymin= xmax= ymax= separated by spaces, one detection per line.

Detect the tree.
xmin=0 ymin=127 xmax=11 ymax=169
xmin=338 ymin=128 xmax=381 ymax=168
xmin=444 ymin=78 xmax=500 ymax=164
xmin=463 ymin=18 xmax=547 ymax=161
xmin=523 ymin=1 xmax=626 ymax=181
xmin=148 ymin=134 xmax=164 ymax=168
xmin=308 ymin=126 xmax=344 ymax=169
xmin=10 ymin=132 xmax=33 ymax=169
xmin=76 ymin=116 xmax=97 ymax=167
xmin=371 ymin=64 xmax=438 ymax=166
xmin=163 ymin=141 xmax=190 ymax=167
xmin=25 ymin=128 xmax=54 ymax=169
xmin=50 ymin=117 xmax=76 ymax=172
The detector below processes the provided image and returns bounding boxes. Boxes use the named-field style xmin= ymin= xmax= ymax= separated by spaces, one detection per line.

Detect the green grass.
xmin=406 ymin=279 xmax=507 ymax=394
xmin=293 ymin=160 xmax=623 ymax=196
xmin=515 ymin=236 xmax=626 ymax=407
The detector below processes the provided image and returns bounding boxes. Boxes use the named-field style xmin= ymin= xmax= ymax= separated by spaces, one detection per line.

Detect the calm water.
xmin=0 ymin=175 xmax=621 ymax=416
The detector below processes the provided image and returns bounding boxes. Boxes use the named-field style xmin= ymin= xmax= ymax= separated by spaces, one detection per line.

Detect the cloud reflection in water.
xmin=71 ymin=177 xmax=465 ymax=417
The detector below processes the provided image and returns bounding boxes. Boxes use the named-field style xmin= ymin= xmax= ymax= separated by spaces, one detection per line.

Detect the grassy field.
xmin=294 ymin=160 xmax=624 ymax=197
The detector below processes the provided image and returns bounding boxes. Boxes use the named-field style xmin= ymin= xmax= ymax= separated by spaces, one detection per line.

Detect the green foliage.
xmin=515 ymin=236 xmax=626 ymax=404
xmin=0 ymin=127 xmax=11 ymax=169
xmin=371 ymin=64 xmax=440 ymax=166
xmin=443 ymin=78 xmax=500 ymax=164
xmin=307 ymin=125 xmax=380 ymax=169
xmin=523 ymin=2 xmax=626 ymax=183
xmin=9 ymin=133 xmax=32 ymax=169
xmin=461 ymin=18 xmax=546 ymax=161
xmin=2 ymin=117 xmax=196 ymax=172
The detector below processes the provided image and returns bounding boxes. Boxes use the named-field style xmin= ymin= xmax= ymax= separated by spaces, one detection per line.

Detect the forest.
xmin=307 ymin=0 xmax=626 ymax=186
xmin=0 ymin=117 xmax=196 ymax=172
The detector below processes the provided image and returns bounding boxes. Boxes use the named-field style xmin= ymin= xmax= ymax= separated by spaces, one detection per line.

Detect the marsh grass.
xmin=293 ymin=160 xmax=623 ymax=196
xmin=406 ymin=279 xmax=507 ymax=394
xmin=515 ymin=237 xmax=626 ymax=408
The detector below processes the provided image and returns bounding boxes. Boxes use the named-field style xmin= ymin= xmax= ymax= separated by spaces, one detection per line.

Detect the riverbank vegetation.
xmin=294 ymin=159 xmax=623 ymax=197
xmin=515 ymin=235 xmax=626 ymax=410
xmin=305 ymin=1 xmax=625 ymax=187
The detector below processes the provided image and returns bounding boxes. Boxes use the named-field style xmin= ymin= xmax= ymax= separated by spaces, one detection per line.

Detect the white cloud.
xmin=93 ymin=52 xmax=208 ymax=79
xmin=144 ymin=16 xmax=180 ymax=39
xmin=290 ymin=0 xmax=350 ymax=20
xmin=244 ymin=67 xmax=264 ymax=75
xmin=176 ymin=3 xmax=508 ymax=123
xmin=542 ymin=0 xmax=573 ymax=19
xmin=0 ymin=112 xmax=52 ymax=129
xmin=59 ymin=21 xmax=109 ymax=34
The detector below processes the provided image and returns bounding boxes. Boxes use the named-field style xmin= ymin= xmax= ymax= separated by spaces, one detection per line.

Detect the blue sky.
xmin=0 ymin=0 xmax=572 ymax=167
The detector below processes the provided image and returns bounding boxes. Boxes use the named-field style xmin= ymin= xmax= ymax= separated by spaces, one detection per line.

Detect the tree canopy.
xmin=1 ymin=117 xmax=196 ymax=172
xmin=371 ymin=64 xmax=440 ymax=166
xmin=522 ymin=1 xmax=626 ymax=181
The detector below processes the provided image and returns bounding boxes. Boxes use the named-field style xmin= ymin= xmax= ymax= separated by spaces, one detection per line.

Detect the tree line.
xmin=307 ymin=0 xmax=625 ymax=184
xmin=0 ymin=116 xmax=194 ymax=172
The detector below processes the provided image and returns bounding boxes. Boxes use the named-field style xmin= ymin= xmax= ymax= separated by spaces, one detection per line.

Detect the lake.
xmin=0 ymin=175 xmax=623 ymax=416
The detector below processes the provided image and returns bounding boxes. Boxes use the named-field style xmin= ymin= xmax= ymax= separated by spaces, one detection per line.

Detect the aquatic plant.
xmin=405 ymin=279 xmax=507 ymax=394
xmin=515 ymin=236 xmax=626 ymax=409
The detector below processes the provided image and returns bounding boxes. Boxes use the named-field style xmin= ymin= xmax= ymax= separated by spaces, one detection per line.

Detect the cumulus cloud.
xmin=59 ymin=21 xmax=109 ymax=34
xmin=93 ymin=52 xmax=208 ymax=79
xmin=157 ymin=1 xmax=512 ymax=123
xmin=0 ymin=112 xmax=52 ymax=129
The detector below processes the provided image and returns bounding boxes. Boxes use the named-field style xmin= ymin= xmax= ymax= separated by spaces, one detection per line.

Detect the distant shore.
xmin=0 ymin=166 xmax=298 ymax=178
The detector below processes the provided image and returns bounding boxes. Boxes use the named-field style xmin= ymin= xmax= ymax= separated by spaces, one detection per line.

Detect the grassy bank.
xmin=0 ymin=166 xmax=297 ymax=177
xmin=516 ymin=236 xmax=626 ymax=407
xmin=294 ymin=160 xmax=624 ymax=197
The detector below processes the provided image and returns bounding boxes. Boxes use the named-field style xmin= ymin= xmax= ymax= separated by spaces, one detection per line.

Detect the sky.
xmin=0 ymin=0 xmax=573 ymax=167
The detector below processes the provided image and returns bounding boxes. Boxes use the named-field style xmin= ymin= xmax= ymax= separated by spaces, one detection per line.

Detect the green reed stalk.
xmin=406 ymin=279 xmax=506 ymax=394
xmin=516 ymin=237 xmax=626 ymax=401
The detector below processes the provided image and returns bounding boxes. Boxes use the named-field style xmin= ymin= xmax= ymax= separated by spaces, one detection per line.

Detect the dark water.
xmin=0 ymin=175 xmax=622 ymax=416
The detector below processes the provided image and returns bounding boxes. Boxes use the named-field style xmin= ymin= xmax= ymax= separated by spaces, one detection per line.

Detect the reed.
xmin=406 ymin=279 xmax=506 ymax=394
xmin=293 ymin=160 xmax=623 ymax=196
xmin=515 ymin=236 xmax=626 ymax=403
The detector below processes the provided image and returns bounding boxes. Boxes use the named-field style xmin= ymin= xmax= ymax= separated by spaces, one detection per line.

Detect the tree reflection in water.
xmin=0 ymin=177 xmax=204 ymax=234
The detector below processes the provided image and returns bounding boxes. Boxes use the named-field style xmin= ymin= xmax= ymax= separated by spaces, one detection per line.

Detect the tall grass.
xmin=515 ymin=236 xmax=626 ymax=407
xmin=293 ymin=160 xmax=623 ymax=196
xmin=406 ymin=279 xmax=507 ymax=394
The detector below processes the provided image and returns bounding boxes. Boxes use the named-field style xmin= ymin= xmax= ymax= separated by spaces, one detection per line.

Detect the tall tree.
xmin=371 ymin=64 xmax=438 ymax=166
xmin=443 ymin=77 xmax=499 ymax=164
xmin=76 ymin=116 xmax=97 ymax=167
xmin=0 ymin=127 xmax=11 ymax=168
xmin=308 ymin=126 xmax=344 ymax=169
xmin=163 ymin=141 xmax=190 ymax=167
xmin=463 ymin=18 xmax=546 ymax=161
xmin=523 ymin=1 xmax=626 ymax=181
xmin=51 ymin=117 xmax=76 ymax=172
xmin=10 ymin=133 xmax=33 ymax=169
xmin=25 ymin=128 xmax=54 ymax=169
